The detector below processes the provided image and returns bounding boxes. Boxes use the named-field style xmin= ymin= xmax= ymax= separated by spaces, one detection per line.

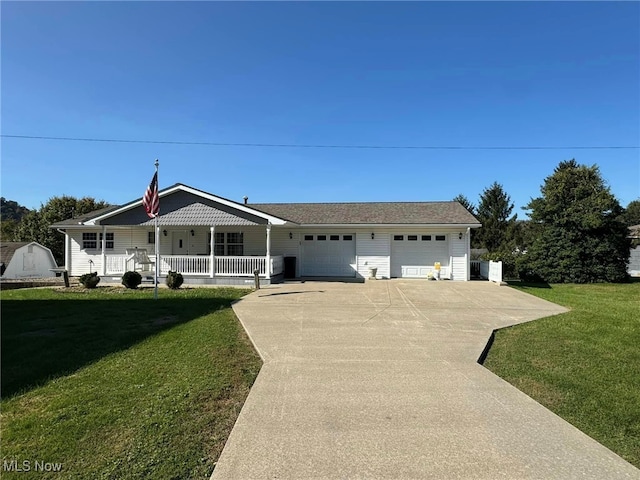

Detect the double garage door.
xmin=391 ymin=234 xmax=449 ymax=278
xmin=301 ymin=233 xmax=356 ymax=277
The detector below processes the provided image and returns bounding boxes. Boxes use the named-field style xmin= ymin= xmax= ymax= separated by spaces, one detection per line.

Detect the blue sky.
xmin=2 ymin=1 xmax=639 ymax=216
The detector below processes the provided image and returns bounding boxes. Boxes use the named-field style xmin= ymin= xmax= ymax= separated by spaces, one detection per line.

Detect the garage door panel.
xmin=301 ymin=234 xmax=356 ymax=277
xmin=391 ymin=235 xmax=448 ymax=278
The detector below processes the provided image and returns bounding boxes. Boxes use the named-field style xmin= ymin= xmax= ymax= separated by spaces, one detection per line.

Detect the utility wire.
xmin=1 ymin=134 xmax=638 ymax=150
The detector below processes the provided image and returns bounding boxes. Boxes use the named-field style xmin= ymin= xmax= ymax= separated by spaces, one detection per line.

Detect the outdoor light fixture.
xmin=289 ymin=232 xmax=293 ymax=239
xmin=190 ymin=229 xmax=195 ymax=236
xmin=371 ymin=232 xmax=375 ymax=240
xmin=459 ymin=232 xmax=463 ymax=240
xmin=163 ymin=230 xmax=167 ymax=236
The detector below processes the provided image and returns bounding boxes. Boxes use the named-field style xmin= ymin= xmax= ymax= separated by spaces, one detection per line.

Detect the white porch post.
xmin=210 ymin=226 xmax=215 ymax=279
xmin=266 ymin=223 xmax=272 ymax=279
xmin=101 ymin=226 xmax=107 ymax=275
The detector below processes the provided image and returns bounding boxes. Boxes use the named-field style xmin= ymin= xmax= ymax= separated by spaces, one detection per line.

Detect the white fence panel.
xmin=488 ymin=260 xmax=503 ymax=283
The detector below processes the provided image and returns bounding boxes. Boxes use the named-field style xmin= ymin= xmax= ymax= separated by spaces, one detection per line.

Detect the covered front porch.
xmin=60 ymin=185 xmax=292 ymax=282
xmin=101 ymin=252 xmax=284 ymax=280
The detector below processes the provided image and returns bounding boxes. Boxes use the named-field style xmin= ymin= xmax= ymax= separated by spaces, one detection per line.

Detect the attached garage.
xmin=300 ymin=233 xmax=356 ymax=277
xmin=391 ymin=234 xmax=449 ymax=278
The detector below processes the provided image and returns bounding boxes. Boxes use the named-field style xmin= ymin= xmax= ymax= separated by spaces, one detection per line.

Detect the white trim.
xmin=293 ymin=223 xmax=481 ymax=228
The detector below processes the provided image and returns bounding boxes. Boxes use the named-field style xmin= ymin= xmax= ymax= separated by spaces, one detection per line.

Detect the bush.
xmin=480 ymin=249 xmax=521 ymax=280
xmin=166 ymin=271 xmax=184 ymax=289
xmin=121 ymin=271 xmax=142 ymax=289
xmin=79 ymin=272 xmax=100 ymax=289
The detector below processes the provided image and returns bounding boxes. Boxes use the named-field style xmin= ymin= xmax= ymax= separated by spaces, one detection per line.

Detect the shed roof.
xmin=0 ymin=242 xmax=29 ymax=266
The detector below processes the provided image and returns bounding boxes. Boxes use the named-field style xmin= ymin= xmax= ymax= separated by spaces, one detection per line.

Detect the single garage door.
xmin=301 ymin=234 xmax=356 ymax=277
xmin=391 ymin=234 xmax=449 ymax=278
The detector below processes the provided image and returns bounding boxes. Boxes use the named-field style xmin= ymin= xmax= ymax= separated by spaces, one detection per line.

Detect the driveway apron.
xmin=212 ymin=280 xmax=639 ymax=479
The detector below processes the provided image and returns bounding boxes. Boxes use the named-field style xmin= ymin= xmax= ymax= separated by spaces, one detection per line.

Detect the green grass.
xmin=483 ymin=281 xmax=640 ymax=468
xmin=1 ymin=287 xmax=262 ymax=479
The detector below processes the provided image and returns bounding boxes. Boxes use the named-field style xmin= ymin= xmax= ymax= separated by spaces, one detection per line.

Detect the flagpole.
xmin=154 ymin=158 xmax=159 ymax=300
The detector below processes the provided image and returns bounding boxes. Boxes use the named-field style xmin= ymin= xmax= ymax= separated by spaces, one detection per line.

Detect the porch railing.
xmin=216 ymin=256 xmax=266 ymax=276
xmin=160 ymin=255 xmax=210 ymax=276
xmin=102 ymin=254 xmax=284 ymax=278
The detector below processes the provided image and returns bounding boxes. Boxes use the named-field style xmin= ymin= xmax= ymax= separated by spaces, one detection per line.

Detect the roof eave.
xmin=290 ymin=223 xmax=482 ymax=228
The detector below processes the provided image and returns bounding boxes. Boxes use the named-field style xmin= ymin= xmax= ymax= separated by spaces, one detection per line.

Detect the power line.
xmin=1 ymin=134 xmax=638 ymax=150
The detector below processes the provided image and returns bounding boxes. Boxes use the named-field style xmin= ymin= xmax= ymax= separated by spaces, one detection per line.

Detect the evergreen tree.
xmin=452 ymin=194 xmax=476 ymax=216
xmin=522 ymin=159 xmax=629 ymax=283
xmin=621 ymin=199 xmax=640 ymax=226
xmin=475 ymin=182 xmax=517 ymax=252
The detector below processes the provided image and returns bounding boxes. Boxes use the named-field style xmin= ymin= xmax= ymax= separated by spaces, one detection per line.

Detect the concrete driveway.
xmin=212 ymin=280 xmax=639 ymax=479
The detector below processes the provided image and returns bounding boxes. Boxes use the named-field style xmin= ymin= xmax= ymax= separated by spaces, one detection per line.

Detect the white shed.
xmin=0 ymin=242 xmax=58 ymax=279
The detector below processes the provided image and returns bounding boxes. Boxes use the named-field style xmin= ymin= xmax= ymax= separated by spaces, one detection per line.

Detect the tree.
xmin=474 ymin=182 xmax=517 ymax=252
xmin=522 ymin=159 xmax=629 ymax=283
xmin=1 ymin=197 xmax=30 ymax=221
xmin=1 ymin=198 xmax=30 ymax=241
xmin=452 ymin=194 xmax=476 ymax=216
xmin=15 ymin=196 xmax=109 ymax=266
xmin=621 ymin=199 xmax=640 ymax=226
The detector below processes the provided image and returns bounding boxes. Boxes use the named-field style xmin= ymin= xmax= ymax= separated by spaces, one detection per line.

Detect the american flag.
xmin=143 ymin=172 xmax=159 ymax=218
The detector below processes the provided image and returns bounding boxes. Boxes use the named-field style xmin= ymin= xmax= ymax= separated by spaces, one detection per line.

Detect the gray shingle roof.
xmin=136 ymin=203 xmax=259 ymax=226
xmin=250 ymin=202 xmax=480 ymax=225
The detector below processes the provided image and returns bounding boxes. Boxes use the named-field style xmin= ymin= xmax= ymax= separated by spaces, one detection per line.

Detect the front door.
xmin=172 ymin=231 xmax=188 ymax=255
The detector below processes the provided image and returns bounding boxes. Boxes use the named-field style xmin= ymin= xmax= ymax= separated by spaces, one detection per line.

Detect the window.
xmin=214 ymin=232 xmax=244 ymax=256
xmin=100 ymin=232 xmax=114 ymax=249
xmin=148 ymin=231 xmax=155 ymax=244
xmin=436 ymin=235 xmax=446 ymax=241
xmin=408 ymin=235 xmax=418 ymax=241
xmin=330 ymin=235 xmax=340 ymax=241
xmin=421 ymin=235 xmax=431 ymax=241
xmin=82 ymin=232 xmax=97 ymax=249
xmin=317 ymin=235 xmax=327 ymax=241
xmin=214 ymin=232 xmax=225 ymax=256
xmin=393 ymin=235 xmax=404 ymax=241
xmin=304 ymin=235 xmax=314 ymax=241
xmin=343 ymin=235 xmax=353 ymax=241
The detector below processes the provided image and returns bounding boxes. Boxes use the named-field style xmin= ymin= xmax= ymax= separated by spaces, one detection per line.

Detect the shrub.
xmin=121 ymin=271 xmax=142 ymax=289
xmin=79 ymin=272 xmax=100 ymax=289
xmin=166 ymin=271 xmax=184 ymax=289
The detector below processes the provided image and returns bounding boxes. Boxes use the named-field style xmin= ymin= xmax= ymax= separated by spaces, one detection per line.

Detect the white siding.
xmin=356 ymin=231 xmax=390 ymax=279
xmin=69 ymin=228 xmax=151 ymax=276
xmin=450 ymin=232 xmax=468 ymax=281
xmin=271 ymin=229 xmax=301 ymax=276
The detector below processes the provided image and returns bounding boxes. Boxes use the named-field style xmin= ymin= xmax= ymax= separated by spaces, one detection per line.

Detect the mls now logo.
xmin=3 ymin=459 xmax=63 ymax=472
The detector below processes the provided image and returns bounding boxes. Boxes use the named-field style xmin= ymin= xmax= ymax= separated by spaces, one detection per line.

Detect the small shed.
xmin=0 ymin=242 xmax=58 ymax=279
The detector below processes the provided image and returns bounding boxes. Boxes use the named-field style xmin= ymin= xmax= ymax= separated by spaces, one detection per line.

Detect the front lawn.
xmin=483 ymin=281 xmax=640 ymax=468
xmin=1 ymin=287 xmax=262 ymax=479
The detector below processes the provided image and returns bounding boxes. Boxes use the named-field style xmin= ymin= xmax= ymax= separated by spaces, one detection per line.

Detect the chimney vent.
xmin=243 ymin=196 xmax=248 ymax=205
